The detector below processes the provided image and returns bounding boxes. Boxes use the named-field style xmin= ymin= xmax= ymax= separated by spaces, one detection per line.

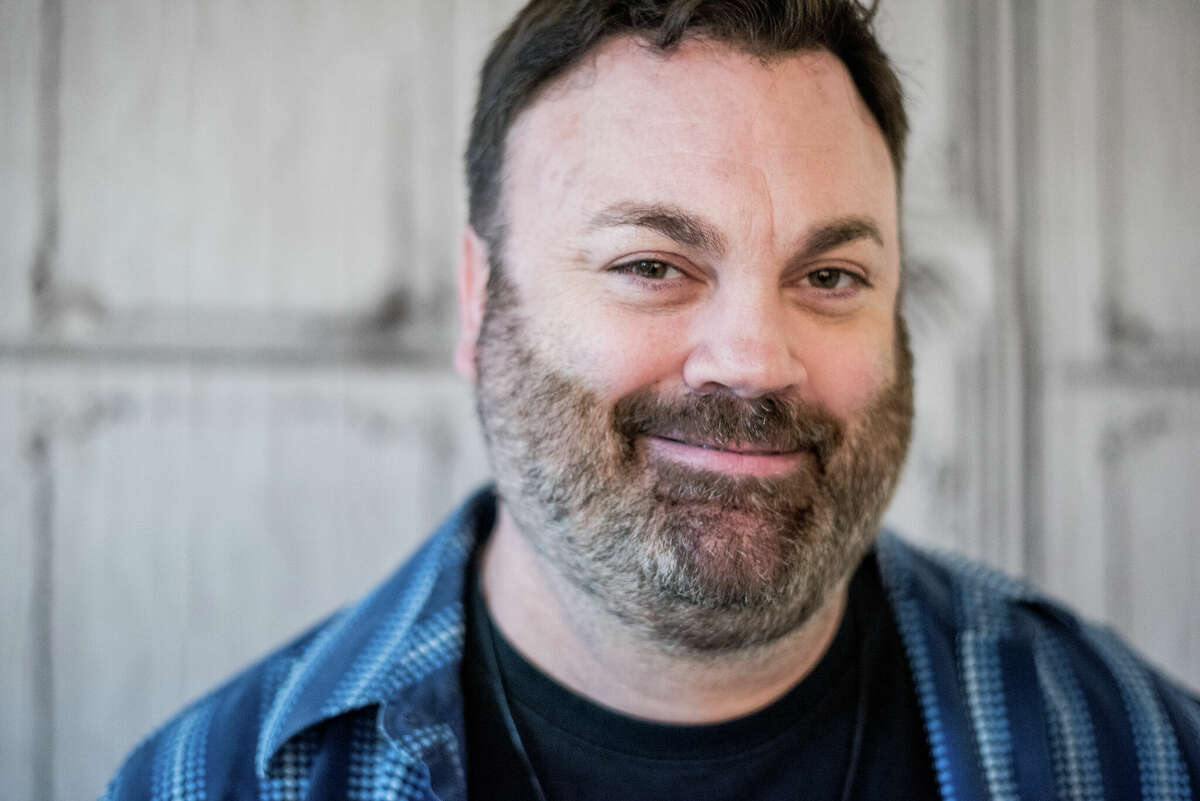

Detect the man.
xmin=105 ymin=1 xmax=1200 ymax=799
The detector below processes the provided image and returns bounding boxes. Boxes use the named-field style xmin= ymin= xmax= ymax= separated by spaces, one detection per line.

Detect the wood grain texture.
xmin=1104 ymin=0 xmax=1200 ymax=353
xmin=878 ymin=0 xmax=1028 ymax=577
xmin=1043 ymin=388 xmax=1200 ymax=687
xmin=1023 ymin=0 xmax=1108 ymax=368
xmin=1104 ymin=396 xmax=1200 ymax=686
xmin=0 ymin=0 xmax=39 ymax=336
xmin=53 ymin=0 xmax=432 ymax=317
xmin=0 ymin=370 xmax=39 ymax=801
xmin=1027 ymin=0 xmax=1200 ymax=690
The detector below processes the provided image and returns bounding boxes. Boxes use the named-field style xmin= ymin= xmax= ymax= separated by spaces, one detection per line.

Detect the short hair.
xmin=466 ymin=0 xmax=908 ymax=245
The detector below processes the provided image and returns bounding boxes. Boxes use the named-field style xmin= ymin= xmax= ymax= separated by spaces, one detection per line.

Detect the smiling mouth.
xmin=656 ymin=436 xmax=794 ymax=456
xmin=644 ymin=435 xmax=808 ymax=477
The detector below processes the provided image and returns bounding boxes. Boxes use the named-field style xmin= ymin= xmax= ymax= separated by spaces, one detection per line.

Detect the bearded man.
xmin=104 ymin=1 xmax=1200 ymax=800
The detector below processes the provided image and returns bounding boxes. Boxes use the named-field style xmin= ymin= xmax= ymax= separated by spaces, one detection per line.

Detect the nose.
xmin=681 ymin=289 xmax=806 ymax=398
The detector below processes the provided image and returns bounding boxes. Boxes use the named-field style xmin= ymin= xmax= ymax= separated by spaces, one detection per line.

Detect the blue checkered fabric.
xmin=103 ymin=487 xmax=1200 ymax=800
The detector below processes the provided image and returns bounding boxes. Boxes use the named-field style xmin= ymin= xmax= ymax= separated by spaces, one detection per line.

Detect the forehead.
xmin=501 ymin=36 xmax=897 ymax=250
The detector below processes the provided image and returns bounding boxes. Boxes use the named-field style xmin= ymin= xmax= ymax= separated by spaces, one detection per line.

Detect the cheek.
xmin=796 ymin=325 xmax=896 ymax=419
xmin=538 ymin=309 xmax=691 ymax=397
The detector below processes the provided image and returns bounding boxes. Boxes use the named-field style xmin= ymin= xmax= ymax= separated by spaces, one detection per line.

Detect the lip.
xmin=645 ymin=435 xmax=807 ymax=477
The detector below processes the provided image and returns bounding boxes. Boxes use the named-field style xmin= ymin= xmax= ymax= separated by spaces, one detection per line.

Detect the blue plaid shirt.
xmin=104 ymin=487 xmax=1200 ymax=801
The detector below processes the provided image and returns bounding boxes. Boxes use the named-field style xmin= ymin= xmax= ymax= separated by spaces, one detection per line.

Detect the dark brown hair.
xmin=466 ymin=0 xmax=908 ymax=246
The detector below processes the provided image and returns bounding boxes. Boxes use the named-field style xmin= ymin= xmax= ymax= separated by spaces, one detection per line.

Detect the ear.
xmin=454 ymin=226 xmax=490 ymax=381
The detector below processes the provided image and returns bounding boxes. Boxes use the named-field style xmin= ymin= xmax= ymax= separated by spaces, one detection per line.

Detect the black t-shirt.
xmin=462 ymin=552 xmax=939 ymax=800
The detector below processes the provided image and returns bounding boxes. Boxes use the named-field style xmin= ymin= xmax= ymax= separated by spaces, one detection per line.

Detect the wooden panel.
xmin=1026 ymin=0 xmax=1200 ymax=366
xmin=1041 ymin=386 xmax=1200 ymax=690
xmin=0 ymin=370 xmax=39 ymax=801
xmin=1106 ymin=0 xmax=1200 ymax=350
xmin=876 ymin=0 xmax=1028 ymax=576
xmin=0 ymin=0 xmax=39 ymax=336
xmin=886 ymin=212 xmax=1010 ymax=565
xmin=404 ymin=0 xmax=461 ymax=305
xmin=1106 ymin=397 xmax=1200 ymax=686
xmin=39 ymin=364 xmax=486 ymax=801
xmin=1039 ymin=385 xmax=1110 ymax=616
xmin=1026 ymin=0 xmax=1200 ymax=692
xmin=1026 ymin=0 xmax=1108 ymax=366
xmin=449 ymin=0 xmax=529 ymax=152
xmin=876 ymin=0 xmax=957 ymax=205
xmin=53 ymin=0 xmax=449 ymax=322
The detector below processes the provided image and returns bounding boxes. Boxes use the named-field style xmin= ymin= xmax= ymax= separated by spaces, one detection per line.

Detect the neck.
xmin=480 ymin=503 xmax=850 ymax=725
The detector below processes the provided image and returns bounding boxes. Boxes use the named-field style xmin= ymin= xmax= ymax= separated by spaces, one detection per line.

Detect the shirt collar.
xmin=255 ymin=486 xmax=495 ymax=777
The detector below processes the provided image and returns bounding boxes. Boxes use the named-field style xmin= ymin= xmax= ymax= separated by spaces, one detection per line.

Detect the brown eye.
xmin=630 ymin=260 xmax=670 ymax=279
xmin=617 ymin=259 xmax=678 ymax=280
xmin=807 ymin=268 xmax=850 ymax=289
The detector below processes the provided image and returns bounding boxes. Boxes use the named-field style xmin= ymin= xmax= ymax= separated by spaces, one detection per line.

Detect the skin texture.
xmin=455 ymin=37 xmax=912 ymax=724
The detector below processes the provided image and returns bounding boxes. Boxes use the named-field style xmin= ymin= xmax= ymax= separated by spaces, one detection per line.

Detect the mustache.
xmin=611 ymin=389 xmax=845 ymax=472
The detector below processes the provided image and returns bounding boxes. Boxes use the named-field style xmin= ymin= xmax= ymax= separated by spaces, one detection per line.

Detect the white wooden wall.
xmin=1 ymin=2 xmax=1197 ymax=799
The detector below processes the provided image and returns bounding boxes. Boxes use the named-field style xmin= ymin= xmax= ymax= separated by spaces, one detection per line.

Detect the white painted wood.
xmin=1027 ymin=0 xmax=1200 ymax=691
xmin=886 ymin=211 xmax=1001 ymax=557
xmin=0 ymin=369 xmax=38 ymax=801
xmin=1041 ymin=385 xmax=1112 ymax=617
xmin=0 ymin=0 xmax=38 ymax=336
xmin=876 ymin=0 xmax=1030 ymax=577
xmin=1108 ymin=0 xmax=1200 ymax=351
xmin=449 ymin=0 xmax=529 ymax=178
xmin=52 ymin=0 xmax=473 ymax=326
xmin=877 ymin=0 xmax=958 ymax=206
xmin=1026 ymin=0 xmax=1108 ymax=367
xmin=40 ymin=364 xmax=486 ymax=801
xmin=1041 ymin=387 xmax=1200 ymax=688
xmin=1116 ymin=396 xmax=1200 ymax=686
xmin=404 ymin=0 xmax=463 ymax=307
xmin=44 ymin=366 xmax=193 ymax=801
xmin=1024 ymin=0 xmax=1115 ymax=613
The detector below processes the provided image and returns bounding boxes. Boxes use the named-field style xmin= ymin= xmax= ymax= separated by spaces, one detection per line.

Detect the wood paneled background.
xmin=1 ymin=1 xmax=1197 ymax=799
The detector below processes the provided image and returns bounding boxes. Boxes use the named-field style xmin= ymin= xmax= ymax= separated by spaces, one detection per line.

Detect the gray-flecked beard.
xmin=474 ymin=272 xmax=914 ymax=655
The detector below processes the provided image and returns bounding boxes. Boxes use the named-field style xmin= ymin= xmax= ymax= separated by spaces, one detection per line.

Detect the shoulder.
xmin=875 ymin=532 xmax=1200 ymax=793
xmin=876 ymin=532 xmax=1200 ymax=708
xmin=100 ymin=615 xmax=336 ymax=801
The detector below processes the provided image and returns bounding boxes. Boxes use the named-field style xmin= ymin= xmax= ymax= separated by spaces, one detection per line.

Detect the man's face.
xmin=464 ymin=38 xmax=912 ymax=653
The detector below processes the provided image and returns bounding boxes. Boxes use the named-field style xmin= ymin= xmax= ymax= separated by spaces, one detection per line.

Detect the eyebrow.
xmin=794 ymin=216 xmax=885 ymax=261
xmin=589 ymin=202 xmax=728 ymax=256
xmin=588 ymin=201 xmax=884 ymax=261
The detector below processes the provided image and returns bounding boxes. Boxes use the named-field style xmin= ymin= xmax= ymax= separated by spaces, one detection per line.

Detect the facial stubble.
xmin=475 ymin=272 xmax=914 ymax=655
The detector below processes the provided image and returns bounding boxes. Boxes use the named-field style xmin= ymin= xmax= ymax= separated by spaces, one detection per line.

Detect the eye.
xmin=804 ymin=267 xmax=862 ymax=290
xmin=613 ymin=259 xmax=682 ymax=281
